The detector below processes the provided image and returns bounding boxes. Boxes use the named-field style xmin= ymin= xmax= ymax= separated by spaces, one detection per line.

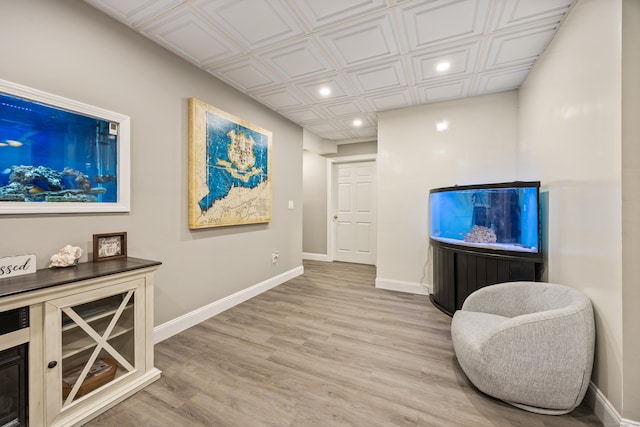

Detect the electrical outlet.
xmin=271 ymin=251 xmax=279 ymax=264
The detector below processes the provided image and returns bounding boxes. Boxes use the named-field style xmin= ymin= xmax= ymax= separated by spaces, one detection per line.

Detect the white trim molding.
xmin=302 ymin=252 xmax=330 ymax=262
xmin=154 ymin=265 xmax=304 ymax=343
xmin=585 ymin=382 xmax=640 ymax=427
xmin=375 ymin=277 xmax=430 ymax=295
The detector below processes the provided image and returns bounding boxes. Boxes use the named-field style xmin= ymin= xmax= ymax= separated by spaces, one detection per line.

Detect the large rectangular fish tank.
xmin=429 ymin=181 xmax=541 ymax=255
xmin=0 ymin=91 xmax=118 ymax=204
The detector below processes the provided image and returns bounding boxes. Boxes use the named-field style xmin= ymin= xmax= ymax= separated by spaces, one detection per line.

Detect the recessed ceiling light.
xmin=436 ymin=120 xmax=449 ymax=132
xmin=319 ymin=87 xmax=331 ymax=96
xmin=353 ymin=119 xmax=363 ymax=127
xmin=436 ymin=61 xmax=451 ymax=72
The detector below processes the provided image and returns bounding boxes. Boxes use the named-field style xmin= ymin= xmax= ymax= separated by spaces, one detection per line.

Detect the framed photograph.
xmin=0 ymin=79 xmax=130 ymax=214
xmin=92 ymin=232 xmax=127 ymax=262
xmin=188 ymin=98 xmax=272 ymax=229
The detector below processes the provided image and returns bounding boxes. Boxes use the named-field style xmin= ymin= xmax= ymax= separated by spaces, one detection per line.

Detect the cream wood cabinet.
xmin=0 ymin=258 xmax=161 ymax=427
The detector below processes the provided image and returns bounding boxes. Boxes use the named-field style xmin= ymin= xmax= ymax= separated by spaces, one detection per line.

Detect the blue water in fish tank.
xmin=430 ymin=184 xmax=539 ymax=253
xmin=0 ymin=92 xmax=118 ymax=203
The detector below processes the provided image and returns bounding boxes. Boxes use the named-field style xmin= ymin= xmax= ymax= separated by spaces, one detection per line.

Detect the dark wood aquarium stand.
xmin=430 ymin=240 xmax=543 ymax=316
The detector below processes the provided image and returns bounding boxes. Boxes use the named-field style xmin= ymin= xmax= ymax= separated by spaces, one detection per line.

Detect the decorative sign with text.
xmin=0 ymin=254 xmax=36 ymax=279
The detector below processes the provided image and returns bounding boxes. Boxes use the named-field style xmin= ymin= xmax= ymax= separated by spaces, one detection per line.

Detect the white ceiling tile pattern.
xmin=289 ymin=0 xmax=388 ymax=31
xmin=304 ymin=121 xmax=341 ymax=135
xmin=417 ymin=79 xmax=471 ymax=103
xmin=261 ymin=40 xmax=334 ymax=80
xmin=208 ymin=58 xmax=281 ymax=92
xmin=280 ymin=106 xmax=328 ymax=124
xmin=319 ymin=15 xmax=400 ymax=67
xmin=399 ymin=0 xmax=492 ymax=51
xmin=366 ymin=90 xmax=414 ymax=111
xmin=493 ymin=0 xmax=574 ymax=30
xmin=141 ymin=9 xmax=242 ymax=66
xmin=85 ymin=0 xmax=185 ymax=27
xmin=410 ymin=41 xmax=480 ymax=84
xmin=85 ymin=0 xmax=576 ymax=142
xmin=483 ymin=24 xmax=560 ymax=70
xmin=251 ymin=85 xmax=308 ymax=110
xmin=348 ymin=59 xmax=407 ymax=93
xmin=194 ymin=0 xmax=305 ymax=49
xmin=323 ymin=100 xmax=368 ymax=118
xmin=298 ymin=74 xmax=354 ymax=102
xmin=474 ymin=66 xmax=531 ymax=94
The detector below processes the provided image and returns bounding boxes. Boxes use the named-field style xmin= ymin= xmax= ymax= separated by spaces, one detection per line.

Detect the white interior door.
xmin=333 ymin=161 xmax=376 ymax=265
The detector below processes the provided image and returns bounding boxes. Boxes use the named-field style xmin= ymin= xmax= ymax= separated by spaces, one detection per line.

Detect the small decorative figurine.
xmin=49 ymin=245 xmax=83 ymax=268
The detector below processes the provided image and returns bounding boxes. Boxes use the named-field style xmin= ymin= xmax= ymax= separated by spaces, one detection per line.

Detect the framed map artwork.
xmin=188 ymin=98 xmax=272 ymax=229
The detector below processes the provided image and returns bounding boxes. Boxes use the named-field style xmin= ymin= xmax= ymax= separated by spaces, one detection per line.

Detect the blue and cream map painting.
xmin=189 ymin=98 xmax=272 ymax=229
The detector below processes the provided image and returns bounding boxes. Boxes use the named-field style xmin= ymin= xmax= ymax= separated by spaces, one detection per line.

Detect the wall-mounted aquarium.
xmin=0 ymin=79 xmax=130 ymax=214
xmin=429 ymin=181 xmax=541 ymax=256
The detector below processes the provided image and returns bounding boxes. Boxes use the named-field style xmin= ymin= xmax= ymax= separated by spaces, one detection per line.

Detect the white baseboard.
xmin=585 ymin=382 xmax=640 ymax=426
xmin=302 ymin=252 xmax=330 ymax=262
xmin=153 ymin=265 xmax=304 ymax=343
xmin=375 ymin=277 xmax=430 ymax=295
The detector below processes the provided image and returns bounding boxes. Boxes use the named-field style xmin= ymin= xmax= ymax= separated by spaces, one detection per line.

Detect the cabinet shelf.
xmin=61 ymin=303 xmax=133 ymax=332
xmin=62 ymin=293 xmax=133 ymax=329
xmin=61 ymin=324 xmax=133 ymax=360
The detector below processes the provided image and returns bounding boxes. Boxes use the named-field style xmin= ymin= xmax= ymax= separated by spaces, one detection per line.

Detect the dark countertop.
xmin=0 ymin=257 xmax=162 ymax=299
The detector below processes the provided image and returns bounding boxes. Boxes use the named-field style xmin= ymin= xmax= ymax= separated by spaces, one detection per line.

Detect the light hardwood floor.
xmin=87 ymin=260 xmax=602 ymax=426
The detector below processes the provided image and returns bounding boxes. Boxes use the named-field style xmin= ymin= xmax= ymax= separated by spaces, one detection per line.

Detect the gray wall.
xmin=326 ymin=141 xmax=378 ymax=158
xmin=622 ymin=0 xmax=640 ymax=419
xmin=519 ymin=0 xmax=628 ymax=417
xmin=302 ymin=151 xmax=327 ymax=255
xmin=0 ymin=0 xmax=303 ymax=325
xmin=377 ymin=92 xmax=519 ymax=288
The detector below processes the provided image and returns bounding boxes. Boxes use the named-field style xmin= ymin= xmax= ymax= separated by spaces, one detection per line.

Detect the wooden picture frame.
xmin=188 ymin=98 xmax=272 ymax=229
xmin=92 ymin=232 xmax=127 ymax=262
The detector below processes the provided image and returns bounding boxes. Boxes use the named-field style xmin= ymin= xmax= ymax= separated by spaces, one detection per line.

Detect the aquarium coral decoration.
xmin=0 ymin=165 xmax=107 ymax=203
xmin=11 ymin=165 xmax=64 ymax=191
xmin=63 ymin=167 xmax=93 ymax=192
xmin=49 ymin=245 xmax=83 ymax=268
xmin=464 ymin=225 xmax=497 ymax=244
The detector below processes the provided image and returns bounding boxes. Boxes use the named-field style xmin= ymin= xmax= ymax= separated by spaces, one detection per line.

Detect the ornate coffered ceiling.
xmin=84 ymin=0 xmax=575 ymax=143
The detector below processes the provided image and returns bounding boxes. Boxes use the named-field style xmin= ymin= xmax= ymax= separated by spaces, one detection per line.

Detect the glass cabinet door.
xmin=45 ymin=279 xmax=143 ymax=419
xmin=60 ymin=291 xmax=135 ymax=405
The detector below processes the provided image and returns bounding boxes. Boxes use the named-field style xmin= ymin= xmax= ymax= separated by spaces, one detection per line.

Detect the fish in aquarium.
xmin=0 ymin=92 xmax=118 ymax=203
xmin=0 ymin=168 xmax=11 ymax=186
xmin=93 ymin=174 xmax=116 ymax=184
xmin=0 ymin=139 xmax=23 ymax=147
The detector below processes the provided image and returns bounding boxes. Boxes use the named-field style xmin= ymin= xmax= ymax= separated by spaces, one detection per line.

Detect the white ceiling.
xmin=84 ymin=0 xmax=575 ymax=143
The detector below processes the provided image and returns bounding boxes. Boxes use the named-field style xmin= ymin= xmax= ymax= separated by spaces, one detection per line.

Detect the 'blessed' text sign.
xmin=0 ymin=254 xmax=37 ymax=279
